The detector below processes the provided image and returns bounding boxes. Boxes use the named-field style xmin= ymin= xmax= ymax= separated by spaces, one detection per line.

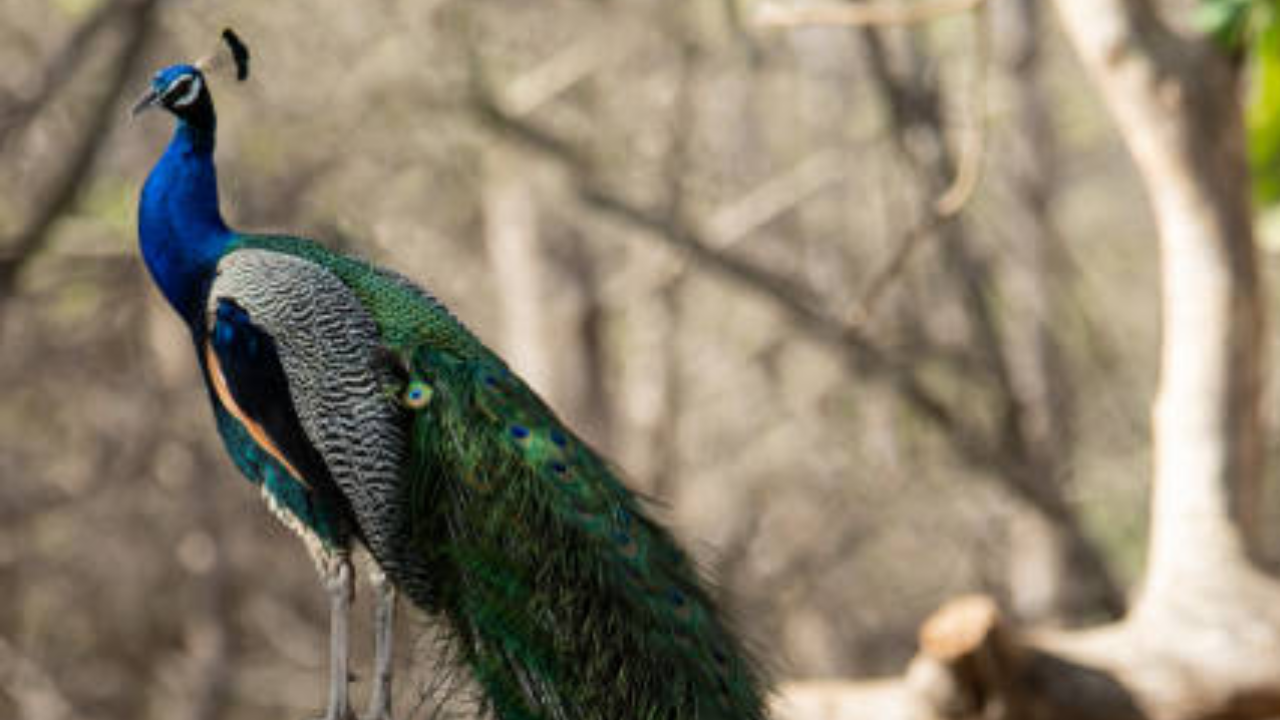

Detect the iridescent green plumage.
xmin=230 ymin=234 xmax=769 ymax=719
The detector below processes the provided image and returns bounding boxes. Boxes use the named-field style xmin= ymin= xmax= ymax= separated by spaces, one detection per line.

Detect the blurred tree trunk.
xmin=551 ymin=230 xmax=615 ymax=451
xmin=1058 ymin=0 xmax=1266 ymax=599
xmin=644 ymin=274 xmax=687 ymax=501
xmin=482 ymin=151 xmax=553 ymax=395
xmin=778 ymin=0 xmax=1280 ymax=717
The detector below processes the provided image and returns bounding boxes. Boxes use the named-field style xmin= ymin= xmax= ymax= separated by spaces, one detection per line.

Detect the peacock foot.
xmin=360 ymin=679 xmax=394 ymax=720
xmin=314 ymin=560 xmax=356 ymax=720
xmin=361 ymin=566 xmax=396 ymax=720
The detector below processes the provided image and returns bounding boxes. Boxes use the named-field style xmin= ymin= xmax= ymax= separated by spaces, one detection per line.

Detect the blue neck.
xmin=138 ymin=119 xmax=233 ymax=326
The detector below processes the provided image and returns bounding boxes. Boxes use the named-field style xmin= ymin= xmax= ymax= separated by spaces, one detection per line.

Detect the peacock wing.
xmin=208 ymin=247 xmax=410 ymax=566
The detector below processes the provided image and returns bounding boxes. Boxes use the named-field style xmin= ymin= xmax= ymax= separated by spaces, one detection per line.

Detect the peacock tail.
xmin=396 ymin=345 xmax=766 ymax=720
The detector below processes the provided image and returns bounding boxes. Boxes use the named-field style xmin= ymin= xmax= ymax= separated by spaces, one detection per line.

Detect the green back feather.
xmin=228 ymin=234 xmax=769 ymax=719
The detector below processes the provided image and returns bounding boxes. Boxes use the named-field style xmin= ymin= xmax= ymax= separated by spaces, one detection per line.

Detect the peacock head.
xmin=132 ymin=65 xmax=210 ymax=121
xmin=131 ymin=29 xmax=249 ymax=124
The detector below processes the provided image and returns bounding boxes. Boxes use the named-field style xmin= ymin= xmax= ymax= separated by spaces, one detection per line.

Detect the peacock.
xmin=132 ymin=30 xmax=767 ymax=720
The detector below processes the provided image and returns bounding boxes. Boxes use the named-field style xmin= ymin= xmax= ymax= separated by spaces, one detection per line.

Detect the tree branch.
xmin=702 ymin=151 xmax=849 ymax=249
xmin=1053 ymin=0 xmax=1265 ymax=598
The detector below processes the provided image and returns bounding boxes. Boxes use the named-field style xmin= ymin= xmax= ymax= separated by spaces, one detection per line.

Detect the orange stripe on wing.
xmin=204 ymin=340 xmax=310 ymax=488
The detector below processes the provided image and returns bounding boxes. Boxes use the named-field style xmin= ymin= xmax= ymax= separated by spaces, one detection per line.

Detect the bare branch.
xmin=501 ymin=32 xmax=641 ymax=117
xmin=932 ymin=0 xmax=988 ymax=216
xmin=844 ymin=212 xmax=945 ymax=329
xmin=702 ymin=151 xmax=849 ymax=248
xmin=755 ymin=0 xmax=985 ymax=29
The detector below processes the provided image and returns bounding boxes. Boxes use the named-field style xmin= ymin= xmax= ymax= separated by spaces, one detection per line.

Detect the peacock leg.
xmin=317 ymin=558 xmax=356 ymax=720
xmin=362 ymin=565 xmax=396 ymax=720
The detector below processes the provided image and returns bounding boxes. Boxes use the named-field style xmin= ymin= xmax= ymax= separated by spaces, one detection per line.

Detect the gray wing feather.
xmin=209 ymin=248 xmax=407 ymax=565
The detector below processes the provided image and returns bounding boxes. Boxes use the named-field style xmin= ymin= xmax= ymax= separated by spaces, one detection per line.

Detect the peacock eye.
xmin=164 ymin=75 xmax=202 ymax=108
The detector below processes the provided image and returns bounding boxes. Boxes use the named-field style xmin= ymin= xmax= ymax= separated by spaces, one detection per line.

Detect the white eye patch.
xmin=164 ymin=75 xmax=203 ymax=108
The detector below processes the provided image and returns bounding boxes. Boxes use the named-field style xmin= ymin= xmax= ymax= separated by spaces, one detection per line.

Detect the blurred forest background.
xmin=3 ymin=0 xmax=1280 ymax=718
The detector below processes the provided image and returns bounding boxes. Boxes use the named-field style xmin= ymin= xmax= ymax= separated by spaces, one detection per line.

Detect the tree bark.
xmin=1055 ymin=0 xmax=1265 ymax=605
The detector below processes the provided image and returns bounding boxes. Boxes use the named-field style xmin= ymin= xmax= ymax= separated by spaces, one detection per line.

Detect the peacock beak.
xmin=131 ymin=87 xmax=161 ymax=118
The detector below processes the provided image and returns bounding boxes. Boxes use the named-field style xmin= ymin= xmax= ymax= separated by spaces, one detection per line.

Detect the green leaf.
xmin=1197 ymin=0 xmax=1256 ymax=48
xmin=1198 ymin=1 xmax=1280 ymax=209
xmin=1250 ymin=4 xmax=1280 ymax=206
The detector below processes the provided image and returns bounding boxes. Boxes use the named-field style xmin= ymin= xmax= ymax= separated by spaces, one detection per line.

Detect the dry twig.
xmin=846 ymin=0 xmax=990 ymax=326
